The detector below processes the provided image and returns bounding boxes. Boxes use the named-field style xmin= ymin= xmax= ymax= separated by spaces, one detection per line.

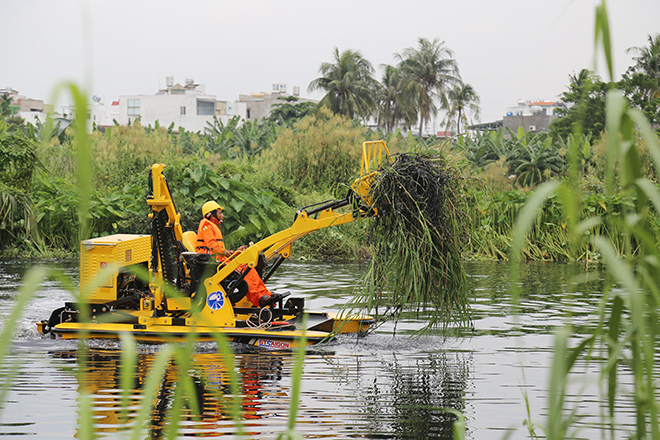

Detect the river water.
xmin=0 ymin=259 xmax=637 ymax=439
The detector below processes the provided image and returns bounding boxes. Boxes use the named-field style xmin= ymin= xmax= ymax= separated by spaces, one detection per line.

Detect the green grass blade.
xmin=130 ymin=344 xmax=174 ymax=440
xmin=594 ymin=1 xmax=614 ymax=81
xmin=606 ymin=295 xmax=623 ymax=418
xmin=510 ymin=181 xmax=560 ymax=305
xmin=210 ymin=333 xmax=245 ymax=437
xmin=119 ymin=333 xmax=138 ymax=424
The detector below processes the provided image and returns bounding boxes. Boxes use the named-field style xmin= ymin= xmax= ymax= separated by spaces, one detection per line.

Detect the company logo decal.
xmin=257 ymin=339 xmax=291 ymax=349
xmin=206 ymin=291 xmax=225 ymax=310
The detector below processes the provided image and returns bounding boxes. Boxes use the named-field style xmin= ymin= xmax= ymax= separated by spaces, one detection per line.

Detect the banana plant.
xmin=508 ymin=135 xmax=564 ymax=187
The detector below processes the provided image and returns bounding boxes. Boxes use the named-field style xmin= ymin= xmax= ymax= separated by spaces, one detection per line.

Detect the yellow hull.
xmin=51 ymin=322 xmax=330 ymax=348
xmin=41 ymin=311 xmax=374 ymax=349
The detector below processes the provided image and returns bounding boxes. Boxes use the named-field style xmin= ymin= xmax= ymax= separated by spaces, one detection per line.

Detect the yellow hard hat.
xmin=202 ymin=200 xmax=223 ymax=217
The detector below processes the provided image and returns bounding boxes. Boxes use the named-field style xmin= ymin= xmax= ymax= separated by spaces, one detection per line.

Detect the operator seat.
xmin=181 ymin=231 xmax=197 ymax=252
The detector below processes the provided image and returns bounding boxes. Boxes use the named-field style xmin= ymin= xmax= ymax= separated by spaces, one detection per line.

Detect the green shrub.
xmin=264 ymin=107 xmax=366 ymax=192
xmin=0 ymin=120 xmax=42 ymax=253
xmin=161 ymin=160 xmax=290 ymax=249
xmin=89 ymin=122 xmax=179 ymax=190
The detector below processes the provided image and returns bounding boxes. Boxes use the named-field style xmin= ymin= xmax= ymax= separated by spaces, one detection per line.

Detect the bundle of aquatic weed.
xmin=358 ymin=151 xmax=470 ymax=332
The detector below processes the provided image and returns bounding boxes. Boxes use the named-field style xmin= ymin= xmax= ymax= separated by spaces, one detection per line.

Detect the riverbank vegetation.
xmin=2 ymin=114 xmax=658 ymax=262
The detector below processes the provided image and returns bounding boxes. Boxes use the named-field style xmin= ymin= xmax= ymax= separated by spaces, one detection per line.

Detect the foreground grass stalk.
xmin=129 ymin=345 xmax=175 ymax=440
xmin=279 ymin=315 xmax=308 ymax=440
xmin=513 ymin=2 xmax=660 ymax=438
xmin=211 ymin=333 xmax=247 ymax=437
xmin=119 ymin=333 xmax=138 ymax=424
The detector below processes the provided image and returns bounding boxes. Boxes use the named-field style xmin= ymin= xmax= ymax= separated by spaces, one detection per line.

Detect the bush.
xmin=264 ymin=107 xmax=366 ymax=192
xmin=0 ymin=120 xmax=42 ymax=254
xmin=89 ymin=123 xmax=180 ymax=190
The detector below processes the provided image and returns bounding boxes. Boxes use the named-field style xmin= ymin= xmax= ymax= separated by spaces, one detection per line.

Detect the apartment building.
xmin=95 ymin=77 xmax=246 ymax=132
xmin=0 ymin=87 xmax=53 ymax=123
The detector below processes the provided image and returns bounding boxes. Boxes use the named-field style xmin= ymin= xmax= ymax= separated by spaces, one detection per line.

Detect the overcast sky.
xmin=2 ymin=0 xmax=659 ymax=124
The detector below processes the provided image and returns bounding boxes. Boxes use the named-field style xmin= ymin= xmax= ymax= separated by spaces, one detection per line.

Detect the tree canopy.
xmin=310 ymin=39 xmax=469 ymax=136
xmin=308 ymin=48 xmax=378 ymax=121
xmin=267 ymin=96 xmax=317 ymax=126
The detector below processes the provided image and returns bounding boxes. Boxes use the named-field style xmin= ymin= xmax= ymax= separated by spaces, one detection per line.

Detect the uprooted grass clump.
xmin=358 ymin=151 xmax=471 ymax=331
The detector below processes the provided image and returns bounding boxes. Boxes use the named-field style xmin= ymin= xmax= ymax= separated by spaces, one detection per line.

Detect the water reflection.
xmin=465 ymin=261 xmax=607 ymax=337
xmin=3 ymin=260 xmax=637 ymax=439
xmin=359 ymin=351 xmax=471 ymax=439
xmin=50 ymin=347 xmax=293 ymax=438
xmin=41 ymin=343 xmax=471 ymax=439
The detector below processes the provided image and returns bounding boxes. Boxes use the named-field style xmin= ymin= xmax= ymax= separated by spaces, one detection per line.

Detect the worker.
xmin=197 ymin=200 xmax=283 ymax=308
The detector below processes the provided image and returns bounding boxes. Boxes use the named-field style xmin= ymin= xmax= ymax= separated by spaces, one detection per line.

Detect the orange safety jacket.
xmin=196 ymin=218 xmax=226 ymax=257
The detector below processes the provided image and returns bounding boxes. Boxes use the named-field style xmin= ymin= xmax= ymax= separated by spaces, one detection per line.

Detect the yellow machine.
xmin=37 ymin=141 xmax=393 ymax=348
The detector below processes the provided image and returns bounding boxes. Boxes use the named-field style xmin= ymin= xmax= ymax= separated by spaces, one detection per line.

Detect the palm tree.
xmin=376 ymin=65 xmax=417 ymax=133
xmin=443 ymin=82 xmax=481 ymax=135
xmin=568 ymin=68 xmax=593 ymax=89
xmin=396 ymin=38 xmax=460 ymax=137
xmin=308 ymin=48 xmax=378 ymax=121
xmin=626 ymin=34 xmax=660 ymax=97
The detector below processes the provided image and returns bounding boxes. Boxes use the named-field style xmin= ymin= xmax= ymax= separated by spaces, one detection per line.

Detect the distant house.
xmin=0 ymin=87 xmax=54 ymax=123
xmin=238 ymin=84 xmax=315 ymax=122
xmin=502 ymin=100 xmax=565 ymax=134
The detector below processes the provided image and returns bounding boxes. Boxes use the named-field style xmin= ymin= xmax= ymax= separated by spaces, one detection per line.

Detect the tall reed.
xmin=513 ymin=1 xmax=660 ymax=437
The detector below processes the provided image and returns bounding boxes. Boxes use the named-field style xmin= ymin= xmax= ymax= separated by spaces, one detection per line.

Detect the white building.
xmin=92 ymin=77 xmax=247 ymax=133
xmin=506 ymin=100 xmax=565 ymax=118
xmin=88 ymin=95 xmax=120 ymax=128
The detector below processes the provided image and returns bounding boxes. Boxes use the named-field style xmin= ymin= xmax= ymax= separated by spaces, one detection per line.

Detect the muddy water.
xmin=0 ymin=259 xmax=636 ymax=439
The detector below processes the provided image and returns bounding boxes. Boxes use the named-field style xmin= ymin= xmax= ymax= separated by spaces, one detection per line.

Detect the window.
xmin=196 ymin=99 xmax=214 ymax=116
xmin=181 ymin=106 xmax=186 ymax=116
xmin=127 ymin=99 xmax=140 ymax=116
xmin=246 ymin=108 xmax=251 ymax=119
